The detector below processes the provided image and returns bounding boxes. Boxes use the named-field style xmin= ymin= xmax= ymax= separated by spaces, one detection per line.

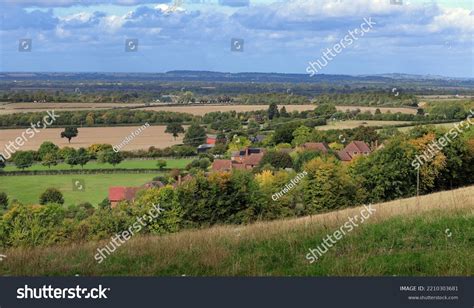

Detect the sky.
xmin=0 ymin=0 xmax=472 ymax=77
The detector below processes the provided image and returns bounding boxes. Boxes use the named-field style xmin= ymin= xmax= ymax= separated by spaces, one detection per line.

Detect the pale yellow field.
xmin=0 ymin=125 xmax=186 ymax=151
xmin=142 ymin=104 xmax=317 ymax=115
xmin=316 ymin=120 xmax=411 ymax=130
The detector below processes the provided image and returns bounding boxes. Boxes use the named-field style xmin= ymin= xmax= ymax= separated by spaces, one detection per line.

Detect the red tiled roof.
xmin=243 ymin=153 xmax=264 ymax=166
xmin=109 ymin=187 xmax=140 ymax=202
xmin=302 ymin=142 xmax=329 ymax=153
xmin=343 ymin=141 xmax=371 ymax=154
xmin=212 ymin=159 xmax=233 ymax=171
xmin=337 ymin=150 xmax=352 ymax=161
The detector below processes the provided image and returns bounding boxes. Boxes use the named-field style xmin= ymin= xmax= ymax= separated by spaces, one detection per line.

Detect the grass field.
xmin=1 ymin=186 xmax=472 ymax=276
xmin=0 ymin=173 xmax=158 ymax=205
xmin=3 ymin=158 xmax=193 ymax=172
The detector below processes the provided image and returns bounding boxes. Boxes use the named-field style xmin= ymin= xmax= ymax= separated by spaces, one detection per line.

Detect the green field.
xmin=0 ymin=173 xmax=159 ymax=205
xmin=3 ymin=158 xmax=193 ymax=172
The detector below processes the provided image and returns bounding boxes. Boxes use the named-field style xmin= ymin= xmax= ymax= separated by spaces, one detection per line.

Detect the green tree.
xmin=280 ymin=106 xmax=289 ymax=118
xmin=39 ymin=188 xmax=65 ymax=205
xmin=14 ymin=151 xmax=34 ymax=170
xmin=268 ymin=102 xmax=280 ymax=120
xmin=98 ymin=150 xmax=123 ymax=166
xmin=183 ymin=123 xmax=206 ymax=147
xmin=292 ymin=125 xmax=312 ymax=146
xmin=38 ymin=141 xmax=59 ymax=160
xmin=259 ymin=151 xmax=293 ymax=170
xmin=0 ymin=192 xmax=8 ymax=210
xmin=165 ymin=123 xmax=185 ymax=140
xmin=75 ymin=148 xmax=90 ymax=169
xmin=60 ymin=127 xmax=79 ymax=143
xmin=41 ymin=152 xmax=59 ymax=169
xmin=65 ymin=148 xmax=78 ymax=168
xmin=156 ymin=159 xmax=167 ymax=170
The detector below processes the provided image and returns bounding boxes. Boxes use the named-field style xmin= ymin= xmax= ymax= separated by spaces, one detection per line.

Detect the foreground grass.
xmin=1 ymin=186 xmax=473 ymax=276
xmin=3 ymin=158 xmax=193 ymax=172
xmin=0 ymin=173 xmax=157 ymax=205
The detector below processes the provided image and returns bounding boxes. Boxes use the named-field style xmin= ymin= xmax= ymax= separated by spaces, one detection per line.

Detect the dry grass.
xmin=2 ymin=186 xmax=472 ymax=276
xmin=315 ymin=120 xmax=410 ymax=130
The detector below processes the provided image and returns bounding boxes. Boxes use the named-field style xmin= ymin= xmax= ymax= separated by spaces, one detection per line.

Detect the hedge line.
xmin=0 ymin=168 xmax=164 ymax=176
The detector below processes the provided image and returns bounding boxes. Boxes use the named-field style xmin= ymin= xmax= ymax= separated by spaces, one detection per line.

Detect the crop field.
xmin=0 ymin=173 xmax=158 ymax=205
xmin=315 ymin=120 xmax=411 ymax=130
xmin=2 ymin=158 xmax=193 ymax=171
xmin=0 ymin=125 xmax=187 ymax=151
xmin=0 ymin=102 xmax=140 ymax=114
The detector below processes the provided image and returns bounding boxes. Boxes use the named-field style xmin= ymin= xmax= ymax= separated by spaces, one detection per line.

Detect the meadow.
xmin=1 ymin=186 xmax=472 ymax=276
xmin=3 ymin=158 xmax=193 ymax=172
xmin=0 ymin=173 xmax=158 ymax=205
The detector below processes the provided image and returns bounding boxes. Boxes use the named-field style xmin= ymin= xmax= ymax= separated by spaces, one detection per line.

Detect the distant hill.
xmin=0 ymin=71 xmax=473 ymax=86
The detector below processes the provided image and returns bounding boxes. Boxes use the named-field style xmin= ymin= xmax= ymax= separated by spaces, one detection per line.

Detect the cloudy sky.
xmin=0 ymin=0 xmax=472 ymax=77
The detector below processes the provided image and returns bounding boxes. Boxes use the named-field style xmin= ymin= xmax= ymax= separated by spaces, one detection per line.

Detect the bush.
xmin=0 ymin=192 xmax=8 ymax=209
xmin=39 ymin=188 xmax=65 ymax=205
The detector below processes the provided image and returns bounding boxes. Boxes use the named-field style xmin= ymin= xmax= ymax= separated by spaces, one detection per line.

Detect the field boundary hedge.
xmin=0 ymin=169 xmax=164 ymax=176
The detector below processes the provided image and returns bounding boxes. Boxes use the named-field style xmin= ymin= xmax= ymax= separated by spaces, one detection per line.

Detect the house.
xmin=212 ymin=147 xmax=265 ymax=171
xmin=109 ymin=186 xmax=141 ymax=208
xmin=250 ymin=135 xmax=266 ymax=143
xmin=337 ymin=141 xmax=371 ymax=162
xmin=301 ymin=142 xmax=329 ymax=153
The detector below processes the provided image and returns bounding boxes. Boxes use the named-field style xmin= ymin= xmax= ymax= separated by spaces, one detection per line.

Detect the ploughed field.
xmin=0 ymin=102 xmax=417 ymax=115
xmin=0 ymin=125 xmax=185 ymax=151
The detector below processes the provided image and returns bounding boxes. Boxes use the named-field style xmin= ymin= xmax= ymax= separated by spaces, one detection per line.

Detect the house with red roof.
xmin=108 ymin=187 xmax=141 ymax=208
xmin=212 ymin=147 xmax=265 ymax=171
xmin=301 ymin=142 xmax=329 ymax=153
xmin=337 ymin=141 xmax=371 ymax=162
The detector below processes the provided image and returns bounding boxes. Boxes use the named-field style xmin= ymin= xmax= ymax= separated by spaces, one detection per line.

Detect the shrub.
xmin=39 ymin=188 xmax=65 ymax=205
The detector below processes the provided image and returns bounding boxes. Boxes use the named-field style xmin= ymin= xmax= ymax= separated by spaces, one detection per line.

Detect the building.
xmin=337 ymin=141 xmax=371 ymax=162
xmin=212 ymin=147 xmax=265 ymax=171
xmin=197 ymin=143 xmax=215 ymax=153
xmin=108 ymin=187 xmax=141 ymax=208
xmin=300 ymin=142 xmax=329 ymax=153
xmin=206 ymin=134 xmax=217 ymax=145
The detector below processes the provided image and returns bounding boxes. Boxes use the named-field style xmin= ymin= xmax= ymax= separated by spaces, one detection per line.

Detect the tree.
xmin=268 ymin=103 xmax=280 ymax=120
xmin=64 ymin=148 xmax=78 ymax=168
xmin=156 ymin=160 xmax=167 ymax=170
xmin=280 ymin=106 xmax=289 ymax=118
xmin=292 ymin=125 xmax=312 ymax=146
xmin=314 ymin=103 xmax=337 ymax=118
xmin=98 ymin=150 xmax=123 ymax=166
xmin=0 ymin=154 xmax=5 ymax=170
xmin=38 ymin=141 xmax=59 ymax=160
xmin=60 ymin=127 xmax=78 ymax=143
xmin=14 ymin=151 xmax=34 ymax=170
xmin=75 ymin=148 xmax=90 ymax=169
xmin=183 ymin=123 xmax=206 ymax=147
xmin=165 ymin=123 xmax=185 ymax=140
xmin=39 ymin=188 xmax=64 ymax=205
xmin=259 ymin=151 xmax=293 ymax=170
xmin=41 ymin=152 xmax=59 ymax=169
xmin=0 ymin=192 xmax=8 ymax=210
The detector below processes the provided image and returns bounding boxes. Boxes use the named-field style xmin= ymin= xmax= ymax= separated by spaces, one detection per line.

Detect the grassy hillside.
xmin=1 ymin=186 xmax=473 ymax=276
